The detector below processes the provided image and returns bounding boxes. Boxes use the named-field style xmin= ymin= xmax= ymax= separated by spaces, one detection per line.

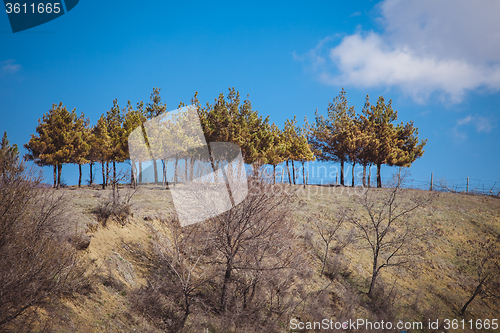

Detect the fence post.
xmin=466 ymin=177 xmax=469 ymax=193
xmin=430 ymin=172 xmax=433 ymax=191
xmin=336 ymin=172 xmax=338 ymax=185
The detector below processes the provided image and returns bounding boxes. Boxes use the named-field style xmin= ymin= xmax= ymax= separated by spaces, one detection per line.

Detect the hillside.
xmin=19 ymin=184 xmax=500 ymax=332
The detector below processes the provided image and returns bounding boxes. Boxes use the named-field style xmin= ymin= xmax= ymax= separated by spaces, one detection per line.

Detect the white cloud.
xmin=1 ymin=59 xmax=21 ymax=74
xmin=473 ymin=116 xmax=495 ymax=133
xmin=299 ymin=0 xmax=500 ymax=103
xmin=454 ymin=114 xmax=496 ymax=139
xmin=457 ymin=116 xmax=472 ymax=126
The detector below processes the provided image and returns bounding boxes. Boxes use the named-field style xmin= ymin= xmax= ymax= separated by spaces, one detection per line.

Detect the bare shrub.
xmin=348 ymin=173 xmax=437 ymax=296
xmin=323 ymin=253 xmax=353 ymax=281
xmin=0 ymin=159 xmax=91 ymax=330
xmin=456 ymin=236 xmax=500 ymax=316
xmin=127 ymin=214 xmax=213 ymax=332
xmin=311 ymin=207 xmax=355 ymax=275
xmin=93 ymin=189 xmax=135 ymax=226
xmin=127 ymin=178 xmax=309 ymax=332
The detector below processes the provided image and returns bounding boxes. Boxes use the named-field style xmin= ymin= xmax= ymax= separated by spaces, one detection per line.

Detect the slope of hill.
xmin=25 ymin=184 xmax=500 ymax=332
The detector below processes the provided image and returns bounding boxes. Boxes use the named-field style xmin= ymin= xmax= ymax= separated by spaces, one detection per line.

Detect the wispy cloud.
xmin=473 ymin=116 xmax=495 ymax=133
xmin=1 ymin=59 xmax=21 ymax=74
xmin=453 ymin=114 xmax=497 ymax=139
xmin=350 ymin=11 xmax=362 ymax=17
xmin=296 ymin=0 xmax=500 ymax=104
xmin=457 ymin=115 xmax=472 ymax=126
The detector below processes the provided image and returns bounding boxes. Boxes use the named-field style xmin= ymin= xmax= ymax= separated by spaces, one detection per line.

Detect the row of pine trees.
xmin=23 ymin=87 xmax=426 ymax=189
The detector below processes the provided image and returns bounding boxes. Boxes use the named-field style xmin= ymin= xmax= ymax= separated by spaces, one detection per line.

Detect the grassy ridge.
xmin=44 ymin=185 xmax=499 ymax=332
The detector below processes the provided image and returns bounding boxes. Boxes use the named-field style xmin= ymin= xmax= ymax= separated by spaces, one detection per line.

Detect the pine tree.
xmin=145 ymin=88 xmax=167 ymax=184
xmin=89 ymin=115 xmax=111 ymax=189
xmin=24 ymin=102 xmax=78 ymax=189
xmin=0 ymin=132 xmax=20 ymax=177
xmin=106 ymin=99 xmax=127 ymax=188
xmin=123 ymin=101 xmax=146 ymax=188
xmin=264 ymin=124 xmax=286 ymax=184
xmin=356 ymin=96 xmax=378 ymax=187
xmin=296 ymin=122 xmax=316 ymax=187
xmin=282 ymin=116 xmax=314 ymax=185
xmin=392 ymin=120 xmax=427 ymax=168
xmin=310 ymin=88 xmax=355 ymax=186
xmin=362 ymin=96 xmax=399 ymax=188
xmin=71 ymin=112 xmax=90 ymax=187
xmin=198 ymin=88 xmax=273 ymax=168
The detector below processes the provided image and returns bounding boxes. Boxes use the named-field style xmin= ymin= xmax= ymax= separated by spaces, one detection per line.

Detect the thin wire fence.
xmin=264 ymin=164 xmax=500 ymax=197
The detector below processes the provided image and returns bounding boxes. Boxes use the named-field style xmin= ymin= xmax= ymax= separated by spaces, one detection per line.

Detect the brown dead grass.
xmin=44 ymin=184 xmax=500 ymax=332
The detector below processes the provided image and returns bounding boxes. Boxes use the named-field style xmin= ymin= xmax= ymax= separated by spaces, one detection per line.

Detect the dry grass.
xmin=293 ymin=184 xmax=500 ymax=326
xmin=30 ymin=183 xmax=500 ymax=332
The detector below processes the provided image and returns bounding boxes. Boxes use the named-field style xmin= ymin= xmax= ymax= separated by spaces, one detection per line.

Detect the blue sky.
xmin=1 ymin=0 xmax=499 ymax=189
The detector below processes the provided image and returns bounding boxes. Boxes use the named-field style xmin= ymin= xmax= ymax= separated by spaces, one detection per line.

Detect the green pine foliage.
xmin=24 ymin=102 xmax=86 ymax=189
xmin=311 ymin=89 xmax=427 ymax=188
xmin=0 ymin=132 xmax=20 ymax=177
xmin=23 ymin=88 xmax=425 ymax=189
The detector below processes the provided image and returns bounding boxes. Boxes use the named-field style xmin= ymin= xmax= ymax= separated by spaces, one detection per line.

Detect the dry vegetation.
xmin=2 ymin=174 xmax=500 ymax=332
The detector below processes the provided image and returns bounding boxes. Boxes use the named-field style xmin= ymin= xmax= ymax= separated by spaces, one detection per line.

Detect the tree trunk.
xmin=53 ymin=165 xmax=57 ymax=188
xmin=174 ymin=158 xmax=179 ymax=184
xmin=243 ymin=286 xmax=249 ymax=309
xmin=57 ymin=164 xmax=62 ymax=190
xmin=368 ymin=164 xmax=371 ymax=188
xmin=189 ymin=158 xmax=194 ymax=181
xmin=273 ymin=165 xmax=276 ymax=184
xmin=152 ymin=158 xmax=158 ymax=184
xmin=101 ymin=162 xmax=106 ymax=189
xmin=113 ymin=161 xmax=116 ymax=189
xmin=351 ymin=162 xmax=356 ymax=187
xmin=162 ymin=160 xmax=166 ymax=187
xmin=460 ymin=281 xmax=483 ymax=316
xmin=302 ymin=161 xmax=306 ymax=188
xmin=362 ymin=163 xmax=367 ymax=187
xmin=139 ymin=162 xmax=142 ymax=184
xmin=340 ymin=160 xmax=345 ymax=186
xmin=180 ymin=291 xmax=190 ymax=330
xmin=368 ymin=254 xmax=379 ymax=296
xmin=130 ymin=162 xmax=135 ymax=188
xmin=377 ymin=163 xmax=382 ymax=188
xmin=321 ymin=243 xmax=329 ymax=275
xmin=292 ymin=160 xmax=296 ymax=185
xmin=249 ymin=280 xmax=258 ymax=306
xmin=89 ymin=162 xmax=93 ymax=185
xmin=220 ymin=260 xmax=233 ymax=312
xmin=106 ymin=162 xmax=109 ymax=186
xmin=286 ymin=160 xmax=291 ymax=185
xmin=78 ymin=164 xmax=82 ymax=188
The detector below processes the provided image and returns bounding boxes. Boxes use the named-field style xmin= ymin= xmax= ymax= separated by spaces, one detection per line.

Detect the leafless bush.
xmin=456 ymin=236 xmax=500 ymax=316
xmin=93 ymin=189 xmax=135 ymax=226
xmin=127 ymin=214 xmax=214 ymax=332
xmin=311 ymin=207 xmax=355 ymax=275
xmin=323 ymin=253 xmax=353 ymax=281
xmin=348 ymin=173 xmax=437 ymax=297
xmin=127 ymin=178 xmax=309 ymax=332
xmin=0 ymin=160 xmax=91 ymax=331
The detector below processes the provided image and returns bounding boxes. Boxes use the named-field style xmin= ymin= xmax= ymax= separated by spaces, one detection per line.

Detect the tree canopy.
xmin=22 ymin=88 xmax=425 ymax=189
